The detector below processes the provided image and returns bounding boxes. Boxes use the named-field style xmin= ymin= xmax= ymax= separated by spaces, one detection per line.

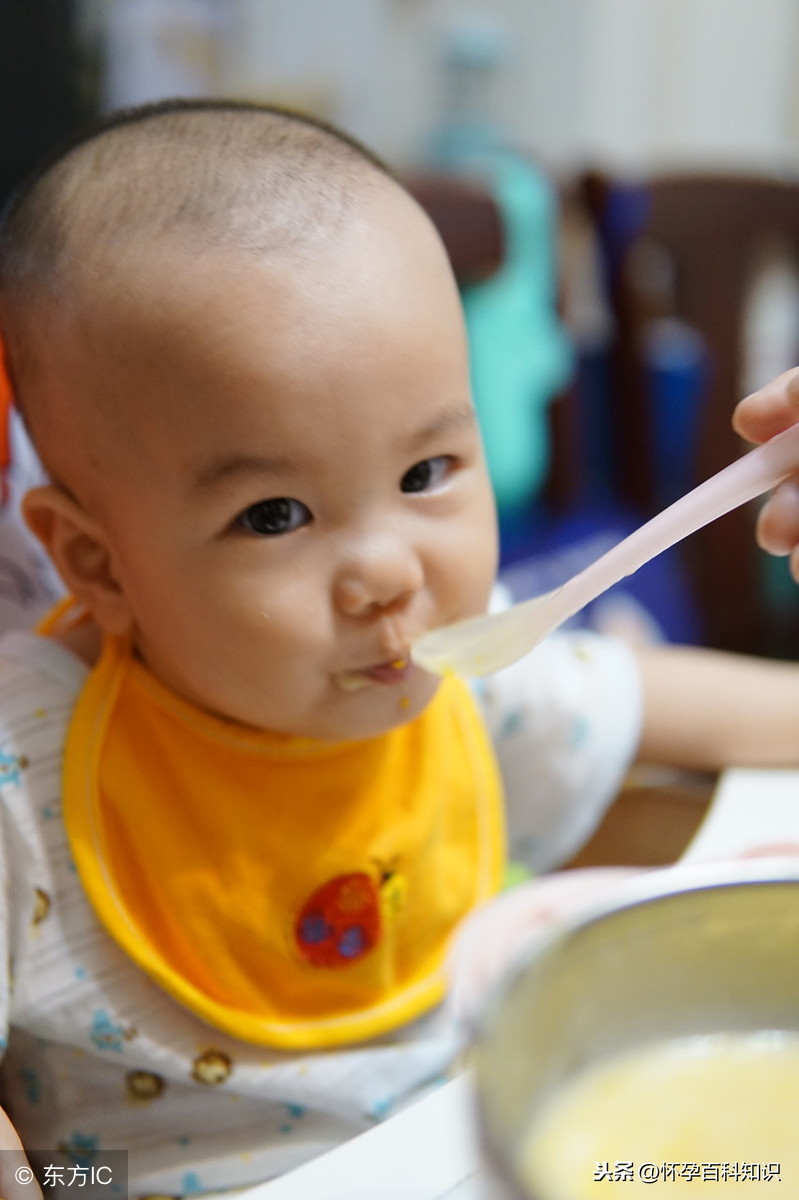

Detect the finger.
xmin=733 ymin=367 xmax=799 ymax=444
xmin=790 ymin=543 xmax=799 ymax=584
xmin=756 ymin=479 xmax=799 ymax=555
xmin=738 ymin=844 xmax=799 ymax=858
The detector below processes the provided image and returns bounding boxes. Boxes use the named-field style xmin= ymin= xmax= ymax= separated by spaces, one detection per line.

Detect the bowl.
xmin=472 ymin=858 xmax=799 ymax=1198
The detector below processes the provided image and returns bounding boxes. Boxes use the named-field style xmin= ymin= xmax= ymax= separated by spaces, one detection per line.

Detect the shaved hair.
xmin=0 ymin=98 xmax=394 ymax=432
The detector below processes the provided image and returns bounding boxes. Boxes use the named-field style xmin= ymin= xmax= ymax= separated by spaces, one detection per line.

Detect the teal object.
xmin=460 ymin=155 xmax=573 ymax=513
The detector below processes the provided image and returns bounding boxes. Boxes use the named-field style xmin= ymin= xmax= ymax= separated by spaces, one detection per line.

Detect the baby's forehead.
xmin=89 ymin=172 xmax=437 ymax=324
xmin=1 ymin=105 xmax=450 ymax=498
xmin=1 ymin=104 xmax=395 ymax=380
xmin=28 ymin=201 xmax=469 ymax=524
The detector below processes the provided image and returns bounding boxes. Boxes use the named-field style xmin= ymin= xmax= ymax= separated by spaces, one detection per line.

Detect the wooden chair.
xmin=404 ymin=173 xmax=505 ymax=285
xmin=583 ymin=171 xmax=799 ymax=655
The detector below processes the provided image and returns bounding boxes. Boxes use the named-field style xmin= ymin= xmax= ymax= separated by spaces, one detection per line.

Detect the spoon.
xmin=411 ymin=421 xmax=799 ymax=678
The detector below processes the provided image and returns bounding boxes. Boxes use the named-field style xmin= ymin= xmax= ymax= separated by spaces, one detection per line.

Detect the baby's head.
xmin=0 ymin=99 xmax=498 ymax=741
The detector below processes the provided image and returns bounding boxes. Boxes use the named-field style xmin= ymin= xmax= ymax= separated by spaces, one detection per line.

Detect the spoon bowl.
xmin=412 ymin=422 xmax=799 ymax=677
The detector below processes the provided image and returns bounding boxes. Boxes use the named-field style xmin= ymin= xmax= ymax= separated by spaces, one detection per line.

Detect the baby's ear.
xmin=22 ymin=485 xmax=133 ymax=637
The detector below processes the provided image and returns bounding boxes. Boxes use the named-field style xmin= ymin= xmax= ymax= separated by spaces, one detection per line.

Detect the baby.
xmin=1 ymin=98 xmax=799 ymax=1196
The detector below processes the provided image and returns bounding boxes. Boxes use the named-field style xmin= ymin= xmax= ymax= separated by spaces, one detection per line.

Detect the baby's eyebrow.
xmin=408 ymin=402 xmax=477 ymax=449
xmin=189 ymin=404 xmax=477 ymax=491
xmin=190 ymin=453 xmax=298 ymax=492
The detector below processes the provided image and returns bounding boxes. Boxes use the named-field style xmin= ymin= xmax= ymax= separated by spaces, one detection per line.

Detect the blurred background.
xmin=1 ymin=0 xmax=799 ymax=659
xmin=4 ymin=0 xmax=793 ymax=177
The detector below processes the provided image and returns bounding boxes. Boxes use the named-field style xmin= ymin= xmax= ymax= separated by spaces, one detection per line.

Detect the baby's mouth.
xmin=336 ymin=657 xmax=412 ymax=692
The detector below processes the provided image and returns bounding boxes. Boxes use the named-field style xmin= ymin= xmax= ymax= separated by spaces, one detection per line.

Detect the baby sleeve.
xmin=0 ymin=633 xmax=87 ymax=1067
xmin=0 ymin=817 xmax=9 ymax=1067
xmin=475 ymin=629 xmax=643 ymax=873
xmin=0 ymin=703 xmax=23 ymax=1069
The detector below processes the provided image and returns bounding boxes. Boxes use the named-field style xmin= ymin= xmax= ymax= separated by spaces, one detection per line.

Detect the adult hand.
xmin=733 ymin=367 xmax=799 ymax=579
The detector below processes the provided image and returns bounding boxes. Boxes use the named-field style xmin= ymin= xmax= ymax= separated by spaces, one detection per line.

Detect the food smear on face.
xmin=516 ymin=1030 xmax=798 ymax=1196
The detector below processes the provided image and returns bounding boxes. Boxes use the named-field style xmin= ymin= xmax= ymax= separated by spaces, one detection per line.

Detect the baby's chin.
xmin=305 ymin=672 xmax=441 ymax=742
xmin=181 ymin=666 xmax=442 ymax=742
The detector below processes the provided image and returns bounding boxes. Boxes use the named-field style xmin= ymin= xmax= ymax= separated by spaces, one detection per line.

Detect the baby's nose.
xmin=333 ymin=539 xmax=424 ymax=617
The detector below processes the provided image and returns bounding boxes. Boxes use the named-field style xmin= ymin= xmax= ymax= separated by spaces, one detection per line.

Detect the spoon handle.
xmin=554 ymin=422 xmax=799 ymax=625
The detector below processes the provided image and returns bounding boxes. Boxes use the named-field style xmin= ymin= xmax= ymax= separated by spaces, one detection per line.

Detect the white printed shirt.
xmin=0 ymin=625 xmax=640 ymax=1196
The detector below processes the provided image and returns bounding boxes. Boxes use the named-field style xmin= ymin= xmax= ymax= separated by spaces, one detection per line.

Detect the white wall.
xmin=574 ymin=0 xmax=799 ymax=173
xmin=93 ymin=0 xmax=799 ymax=176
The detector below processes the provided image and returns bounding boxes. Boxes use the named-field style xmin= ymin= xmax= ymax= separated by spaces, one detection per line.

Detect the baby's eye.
xmin=401 ymin=456 xmax=453 ymax=494
xmin=236 ymin=497 xmax=312 ymax=536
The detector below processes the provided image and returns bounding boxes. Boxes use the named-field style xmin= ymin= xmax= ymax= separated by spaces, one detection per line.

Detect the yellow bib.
xmin=56 ymin=622 xmax=505 ymax=1050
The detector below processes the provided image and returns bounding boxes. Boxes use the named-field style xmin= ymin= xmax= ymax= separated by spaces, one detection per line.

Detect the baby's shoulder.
xmin=0 ymin=631 xmax=86 ymax=797
xmin=0 ymin=629 xmax=87 ymax=708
